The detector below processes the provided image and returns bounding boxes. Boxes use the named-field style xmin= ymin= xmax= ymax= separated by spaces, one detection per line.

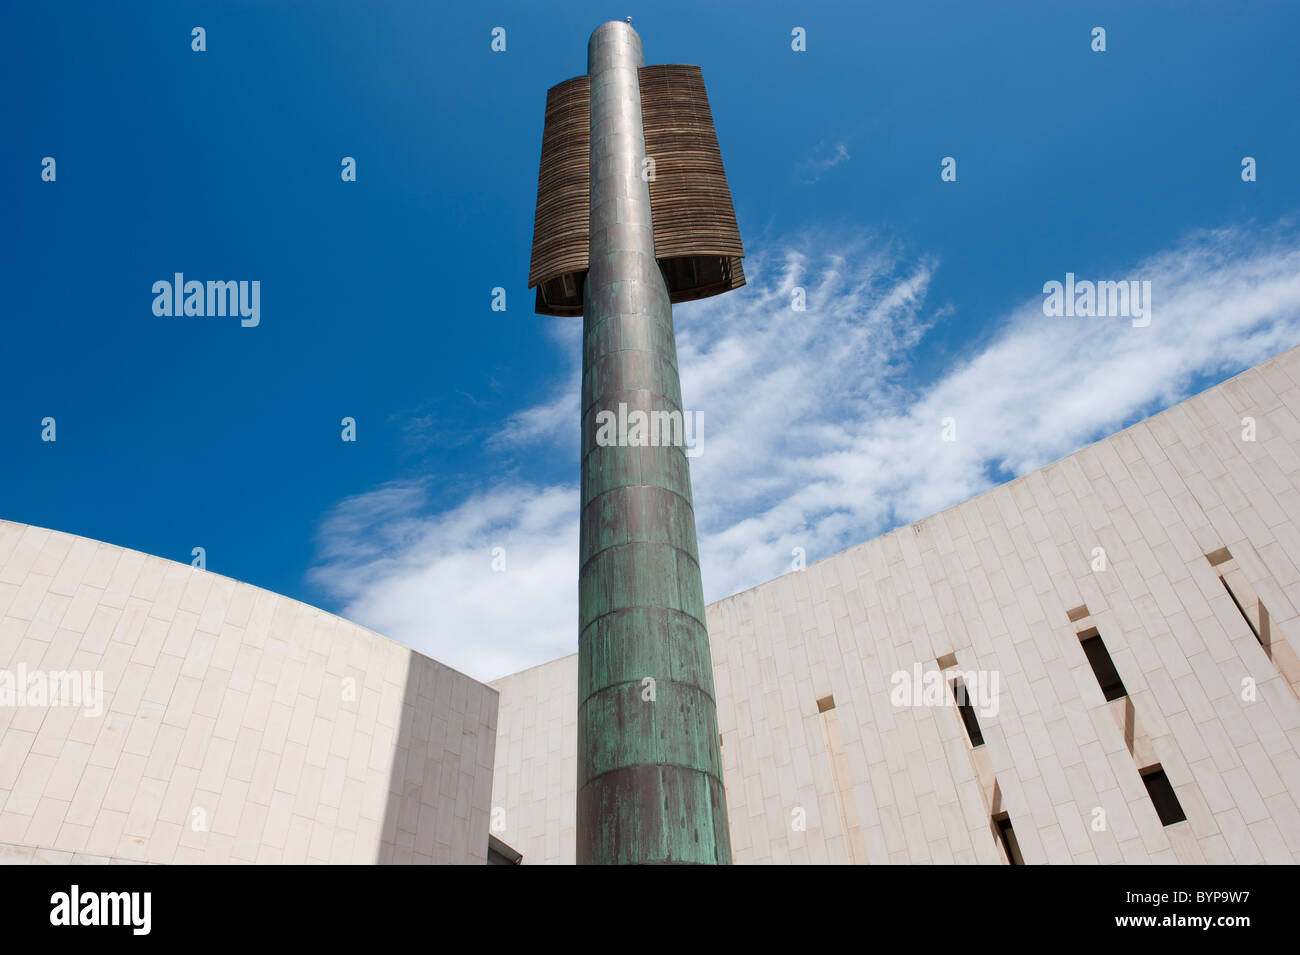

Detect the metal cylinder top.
xmin=587 ymin=20 xmax=644 ymax=74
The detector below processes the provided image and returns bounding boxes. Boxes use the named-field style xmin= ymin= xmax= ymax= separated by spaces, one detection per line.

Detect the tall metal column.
xmin=576 ymin=20 xmax=731 ymax=864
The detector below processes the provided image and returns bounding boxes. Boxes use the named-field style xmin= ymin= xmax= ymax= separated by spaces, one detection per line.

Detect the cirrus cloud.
xmin=310 ymin=223 xmax=1300 ymax=681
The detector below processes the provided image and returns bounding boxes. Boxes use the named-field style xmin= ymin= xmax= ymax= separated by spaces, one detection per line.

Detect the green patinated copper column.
xmin=576 ymin=20 xmax=731 ymax=864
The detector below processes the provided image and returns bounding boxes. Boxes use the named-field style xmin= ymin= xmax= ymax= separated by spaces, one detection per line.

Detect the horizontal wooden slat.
xmin=528 ymin=76 xmax=592 ymax=293
xmin=528 ymin=64 xmax=745 ymax=316
xmin=640 ymin=65 xmax=744 ymax=262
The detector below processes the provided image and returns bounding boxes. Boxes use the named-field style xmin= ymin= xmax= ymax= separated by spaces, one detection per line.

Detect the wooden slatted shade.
xmin=529 ymin=75 xmax=591 ymax=310
xmin=528 ymin=64 xmax=745 ymax=316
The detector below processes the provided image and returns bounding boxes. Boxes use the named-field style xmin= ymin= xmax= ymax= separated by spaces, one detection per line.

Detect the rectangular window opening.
xmin=1079 ymin=628 xmax=1128 ymax=701
xmin=993 ymin=813 xmax=1023 ymax=864
xmin=951 ymin=677 xmax=985 ymax=747
xmin=1140 ymin=765 xmax=1187 ymax=826
xmin=1205 ymin=547 xmax=1232 ymax=567
xmin=1210 ymin=554 xmax=1300 ymax=701
xmin=1218 ymin=573 xmax=1266 ymax=649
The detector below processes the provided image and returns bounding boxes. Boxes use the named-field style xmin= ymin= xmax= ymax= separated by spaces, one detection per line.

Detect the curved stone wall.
xmin=0 ymin=521 xmax=497 ymax=864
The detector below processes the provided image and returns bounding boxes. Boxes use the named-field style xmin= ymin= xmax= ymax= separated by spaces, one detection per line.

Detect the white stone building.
xmin=490 ymin=344 xmax=1300 ymax=864
xmin=4 ymin=345 xmax=1300 ymax=864
xmin=0 ymin=528 xmax=498 ymax=864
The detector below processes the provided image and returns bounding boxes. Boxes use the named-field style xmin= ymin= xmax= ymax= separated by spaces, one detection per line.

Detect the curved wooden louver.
xmin=528 ymin=64 xmax=745 ymax=316
xmin=529 ymin=76 xmax=591 ymax=303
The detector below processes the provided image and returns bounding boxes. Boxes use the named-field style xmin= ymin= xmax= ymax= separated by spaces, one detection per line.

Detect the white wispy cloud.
xmin=310 ymin=224 xmax=1300 ymax=682
xmin=798 ymin=140 xmax=851 ymax=183
xmin=310 ymin=481 xmax=578 ymax=681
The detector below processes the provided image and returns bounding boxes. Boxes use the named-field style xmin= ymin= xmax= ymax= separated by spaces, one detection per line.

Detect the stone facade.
xmin=0 ymin=524 xmax=497 ymax=864
xmin=6 ymin=345 xmax=1300 ymax=865
xmin=490 ymin=344 xmax=1300 ymax=864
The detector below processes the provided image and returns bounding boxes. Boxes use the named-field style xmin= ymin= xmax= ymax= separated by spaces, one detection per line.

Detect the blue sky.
xmin=3 ymin=1 xmax=1299 ymax=680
